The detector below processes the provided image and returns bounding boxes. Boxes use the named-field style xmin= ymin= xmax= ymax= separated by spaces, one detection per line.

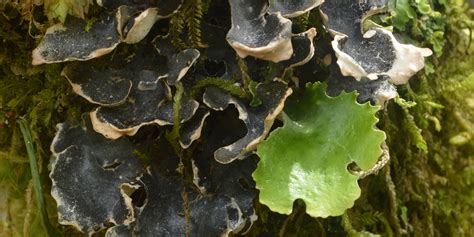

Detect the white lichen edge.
xmin=288 ymin=28 xmax=317 ymax=68
xmin=227 ymin=13 xmax=293 ymax=63
xmin=203 ymin=86 xmax=292 ymax=164
xmin=331 ymin=28 xmax=433 ymax=85
xmin=62 ymin=71 xmax=133 ymax=107
xmin=173 ymin=49 xmax=201 ymax=84
xmin=122 ymin=8 xmax=159 ymax=44
xmin=116 ymin=6 xmax=134 ymax=39
xmin=179 ymin=110 xmax=210 ymax=149
xmin=271 ymin=0 xmax=324 ymax=18
xmin=191 ymin=160 xmax=206 ymax=194
xmin=50 ymin=147 xmax=138 ymax=235
xmin=228 ymin=37 xmax=293 ymax=63
xmin=31 ymin=24 xmax=120 ymax=65
xmin=384 ymin=30 xmax=433 ymax=85
xmin=189 ymin=162 xmax=256 ymax=237
xmin=50 ymin=154 xmax=97 ymax=234
xmin=242 ymin=87 xmax=292 ymax=157
xmin=225 ymin=198 xmax=245 ymax=235
xmin=90 ymin=100 xmax=199 ymax=140
xmin=374 ymin=84 xmax=398 ymax=107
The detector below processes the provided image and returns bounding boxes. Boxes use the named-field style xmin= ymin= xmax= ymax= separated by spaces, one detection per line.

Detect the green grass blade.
xmin=18 ymin=118 xmax=58 ymax=237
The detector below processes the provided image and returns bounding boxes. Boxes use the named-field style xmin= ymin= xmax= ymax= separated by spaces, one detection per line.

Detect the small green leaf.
xmin=391 ymin=0 xmax=417 ymax=30
xmin=430 ymin=31 xmax=445 ymax=56
xmin=47 ymin=0 xmax=69 ymax=23
xmin=254 ymin=83 xmax=386 ymax=217
xmin=415 ymin=0 xmax=432 ymax=14
xmin=45 ymin=0 xmax=91 ymax=23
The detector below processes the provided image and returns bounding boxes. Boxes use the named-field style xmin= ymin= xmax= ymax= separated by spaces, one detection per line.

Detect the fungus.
xmin=130 ymin=168 xmax=186 ymax=236
xmin=89 ymin=70 xmax=171 ymax=139
xmin=268 ymin=0 xmax=323 ymax=18
xmin=203 ymin=80 xmax=292 ymax=163
xmin=32 ymin=13 xmax=120 ymax=65
xmin=320 ymin=0 xmax=432 ymax=84
xmin=50 ymin=116 xmax=143 ymax=234
xmin=283 ymin=28 xmax=317 ymax=68
xmin=226 ymin=0 xmax=293 ymax=62
xmin=134 ymin=172 xmax=251 ymax=236
xmin=152 ymin=34 xmax=177 ymax=57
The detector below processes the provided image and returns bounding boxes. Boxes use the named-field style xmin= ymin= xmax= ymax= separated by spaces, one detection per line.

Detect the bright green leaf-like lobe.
xmin=391 ymin=0 xmax=417 ymax=30
xmin=253 ymin=83 xmax=386 ymax=217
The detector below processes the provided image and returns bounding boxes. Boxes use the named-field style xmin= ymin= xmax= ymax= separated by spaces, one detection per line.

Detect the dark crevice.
xmin=130 ymin=185 xmax=147 ymax=208
xmin=102 ymin=161 xmax=122 ymax=170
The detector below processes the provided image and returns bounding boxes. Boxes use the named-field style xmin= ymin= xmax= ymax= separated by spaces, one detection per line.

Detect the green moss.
xmin=0 ymin=6 xmax=88 ymax=236
xmin=170 ymin=0 xmax=210 ymax=49
xmin=166 ymin=82 xmax=185 ymax=155
xmin=190 ymin=77 xmax=249 ymax=99
xmin=351 ymin=9 xmax=474 ymax=235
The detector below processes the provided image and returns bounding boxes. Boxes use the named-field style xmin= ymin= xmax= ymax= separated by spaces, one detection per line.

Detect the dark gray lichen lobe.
xmin=62 ymin=63 xmax=133 ymax=106
xmin=179 ymin=108 xmax=210 ymax=148
xmin=94 ymin=70 xmax=170 ymax=130
xmin=268 ymin=0 xmax=323 ymax=17
xmin=321 ymin=0 xmax=431 ymax=84
xmin=33 ymin=14 xmax=120 ymax=65
xmin=322 ymin=0 xmax=396 ymax=74
xmin=50 ymin=117 xmax=142 ymax=234
xmin=341 ymin=29 xmax=397 ymax=74
xmin=226 ymin=0 xmax=293 ymax=62
xmin=103 ymin=139 xmax=257 ymax=236
xmin=204 ymin=81 xmax=292 ymax=163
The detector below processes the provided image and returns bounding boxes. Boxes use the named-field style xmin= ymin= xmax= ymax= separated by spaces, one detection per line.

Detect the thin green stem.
xmin=166 ymin=82 xmax=184 ymax=155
